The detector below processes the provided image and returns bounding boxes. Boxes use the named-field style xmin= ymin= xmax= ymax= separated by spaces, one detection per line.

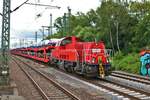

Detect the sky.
xmin=0 ymin=0 xmax=100 ymax=48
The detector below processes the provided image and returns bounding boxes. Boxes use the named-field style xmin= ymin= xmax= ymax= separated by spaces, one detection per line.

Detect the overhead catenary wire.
xmin=11 ymin=0 xmax=30 ymax=13
xmin=35 ymin=7 xmax=52 ymax=19
xmin=10 ymin=0 xmax=60 ymax=48
xmin=10 ymin=0 xmax=60 ymax=14
xmin=25 ymin=2 xmax=61 ymax=9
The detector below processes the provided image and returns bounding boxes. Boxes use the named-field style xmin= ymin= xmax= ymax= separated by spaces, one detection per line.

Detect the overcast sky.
xmin=0 ymin=0 xmax=100 ymax=48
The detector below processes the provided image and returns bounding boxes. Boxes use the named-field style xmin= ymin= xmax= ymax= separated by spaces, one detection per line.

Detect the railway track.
xmin=110 ymin=71 xmax=150 ymax=85
xmin=79 ymin=76 xmax=150 ymax=100
xmin=12 ymin=56 xmax=80 ymax=100
xmin=50 ymin=68 xmax=150 ymax=100
xmin=13 ymin=55 xmax=150 ymax=100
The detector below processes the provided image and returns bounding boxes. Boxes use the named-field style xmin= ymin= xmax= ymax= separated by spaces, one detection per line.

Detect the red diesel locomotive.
xmin=11 ymin=36 xmax=111 ymax=78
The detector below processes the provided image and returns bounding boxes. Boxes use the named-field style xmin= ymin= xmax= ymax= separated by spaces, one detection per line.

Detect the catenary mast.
xmin=0 ymin=0 xmax=11 ymax=85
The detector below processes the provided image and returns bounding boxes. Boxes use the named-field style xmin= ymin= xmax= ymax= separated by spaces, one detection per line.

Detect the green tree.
xmin=96 ymin=0 xmax=133 ymax=52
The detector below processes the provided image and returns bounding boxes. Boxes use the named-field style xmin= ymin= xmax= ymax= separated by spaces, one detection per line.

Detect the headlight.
xmin=92 ymin=58 xmax=95 ymax=63
xmin=88 ymin=67 xmax=92 ymax=70
xmin=107 ymin=58 xmax=112 ymax=63
xmin=92 ymin=49 xmax=101 ymax=53
xmin=2 ymin=71 xmax=8 ymax=75
xmin=106 ymin=58 xmax=110 ymax=63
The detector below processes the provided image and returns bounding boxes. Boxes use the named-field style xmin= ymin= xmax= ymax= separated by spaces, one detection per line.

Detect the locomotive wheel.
xmin=68 ymin=67 xmax=73 ymax=72
xmin=64 ymin=61 xmax=75 ymax=73
xmin=58 ymin=60 xmax=65 ymax=69
xmin=64 ymin=65 xmax=74 ymax=73
xmin=84 ymin=65 xmax=95 ymax=78
xmin=64 ymin=65 xmax=69 ymax=72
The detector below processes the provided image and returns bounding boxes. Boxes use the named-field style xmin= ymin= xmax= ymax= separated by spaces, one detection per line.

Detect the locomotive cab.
xmin=51 ymin=37 xmax=79 ymax=69
xmin=81 ymin=42 xmax=111 ymax=78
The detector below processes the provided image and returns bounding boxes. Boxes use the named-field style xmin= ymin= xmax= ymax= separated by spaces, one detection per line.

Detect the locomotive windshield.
xmin=76 ymin=38 xmax=84 ymax=42
xmin=60 ymin=37 xmax=72 ymax=46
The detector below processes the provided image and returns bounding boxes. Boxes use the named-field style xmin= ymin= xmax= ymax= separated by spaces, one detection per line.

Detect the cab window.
xmin=60 ymin=37 xmax=72 ymax=46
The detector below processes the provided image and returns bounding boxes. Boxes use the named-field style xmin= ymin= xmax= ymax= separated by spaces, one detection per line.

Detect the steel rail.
xmin=13 ymin=55 xmax=147 ymax=100
xmin=113 ymin=71 xmax=150 ymax=81
xmin=111 ymin=71 xmax=150 ymax=85
xmin=12 ymin=58 xmax=49 ymax=100
xmin=13 ymin=56 xmax=80 ymax=100
xmin=88 ymin=80 xmax=141 ymax=100
xmin=103 ymin=79 xmax=150 ymax=97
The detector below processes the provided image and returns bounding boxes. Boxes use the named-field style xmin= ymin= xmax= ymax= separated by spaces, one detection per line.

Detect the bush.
xmin=112 ymin=52 xmax=140 ymax=74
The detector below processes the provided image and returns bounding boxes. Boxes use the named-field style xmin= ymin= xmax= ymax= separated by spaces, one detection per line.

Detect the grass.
xmin=111 ymin=52 xmax=140 ymax=74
